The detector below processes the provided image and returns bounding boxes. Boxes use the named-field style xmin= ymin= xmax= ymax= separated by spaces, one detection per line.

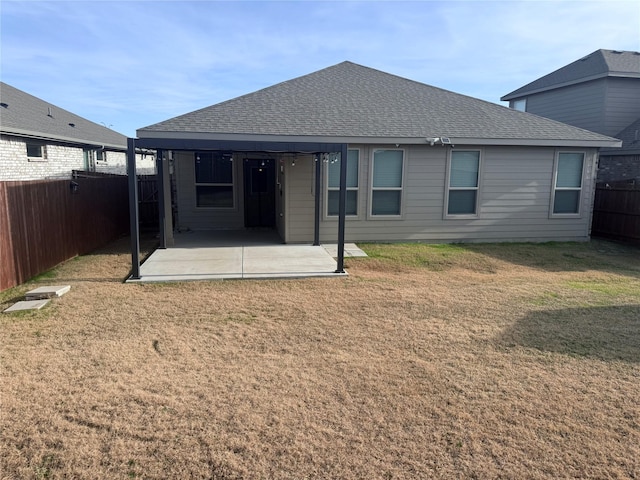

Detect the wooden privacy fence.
xmin=592 ymin=181 xmax=640 ymax=243
xmin=0 ymin=177 xmax=129 ymax=291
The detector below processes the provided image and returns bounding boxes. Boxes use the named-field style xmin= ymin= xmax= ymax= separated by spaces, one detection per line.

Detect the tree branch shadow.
xmin=497 ymin=304 xmax=640 ymax=363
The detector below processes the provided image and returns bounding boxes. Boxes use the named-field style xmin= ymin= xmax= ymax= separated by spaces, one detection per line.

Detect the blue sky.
xmin=2 ymin=0 xmax=639 ymax=137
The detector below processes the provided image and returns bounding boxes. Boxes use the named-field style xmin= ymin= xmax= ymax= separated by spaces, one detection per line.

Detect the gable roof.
xmin=601 ymin=117 xmax=640 ymax=155
xmin=139 ymin=61 xmax=619 ymax=148
xmin=0 ymin=82 xmax=127 ymax=150
xmin=501 ymin=49 xmax=640 ymax=101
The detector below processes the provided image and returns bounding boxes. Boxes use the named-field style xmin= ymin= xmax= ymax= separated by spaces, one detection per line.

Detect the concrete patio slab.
xmin=4 ymin=299 xmax=50 ymax=313
xmin=128 ymin=231 xmax=349 ymax=283
xmin=25 ymin=285 xmax=71 ymax=300
xmin=322 ymin=243 xmax=368 ymax=258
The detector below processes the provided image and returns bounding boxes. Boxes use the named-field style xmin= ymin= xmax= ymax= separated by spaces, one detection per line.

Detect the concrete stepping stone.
xmin=3 ymin=299 xmax=50 ymax=313
xmin=25 ymin=285 xmax=71 ymax=300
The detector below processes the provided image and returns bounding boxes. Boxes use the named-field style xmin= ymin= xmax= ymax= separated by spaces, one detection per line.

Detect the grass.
xmin=1 ymin=237 xmax=639 ymax=479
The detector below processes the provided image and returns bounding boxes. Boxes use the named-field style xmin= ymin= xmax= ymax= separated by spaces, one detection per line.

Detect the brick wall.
xmin=1 ymin=135 xmax=156 ymax=179
xmin=597 ymin=154 xmax=640 ymax=183
xmin=95 ymin=151 xmax=156 ymax=176
xmin=1 ymin=136 xmax=84 ymax=180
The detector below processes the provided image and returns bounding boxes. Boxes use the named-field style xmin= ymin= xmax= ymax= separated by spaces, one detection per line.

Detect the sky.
xmin=1 ymin=0 xmax=639 ymax=138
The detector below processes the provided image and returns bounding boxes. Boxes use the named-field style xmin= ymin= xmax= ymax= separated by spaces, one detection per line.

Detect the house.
xmin=127 ymin=61 xmax=620 ymax=274
xmin=597 ymin=118 xmax=640 ymax=184
xmin=0 ymin=82 xmax=155 ymax=180
xmin=501 ymin=49 xmax=640 ymax=183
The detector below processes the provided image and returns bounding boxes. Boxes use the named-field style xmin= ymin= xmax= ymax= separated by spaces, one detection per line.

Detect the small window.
xmin=371 ymin=149 xmax=403 ymax=216
xmin=446 ymin=150 xmax=481 ymax=216
xmin=327 ymin=149 xmax=359 ymax=216
xmin=26 ymin=143 xmax=46 ymax=161
xmin=512 ymin=98 xmax=526 ymax=112
xmin=552 ymin=152 xmax=584 ymax=215
xmin=195 ymin=152 xmax=234 ymax=208
xmin=96 ymin=150 xmax=106 ymax=163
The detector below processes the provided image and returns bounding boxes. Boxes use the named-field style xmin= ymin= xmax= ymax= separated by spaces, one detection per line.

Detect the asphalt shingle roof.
xmin=139 ymin=61 xmax=617 ymax=145
xmin=501 ymin=49 xmax=640 ymax=100
xmin=0 ymin=82 xmax=127 ymax=149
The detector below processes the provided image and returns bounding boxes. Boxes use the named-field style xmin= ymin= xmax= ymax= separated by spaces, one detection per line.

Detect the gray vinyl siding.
xmin=283 ymin=144 xmax=598 ymax=244
xmin=523 ymin=80 xmax=606 ymax=135
xmin=284 ymin=154 xmax=316 ymax=243
xmin=174 ymin=151 xmax=245 ymax=230
xmin=603 ymin=77 xmax=640 ymax=137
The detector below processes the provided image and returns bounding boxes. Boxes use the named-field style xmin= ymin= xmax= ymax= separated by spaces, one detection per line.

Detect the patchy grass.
xmin=1 ymin=237 xmax=639 ymax=479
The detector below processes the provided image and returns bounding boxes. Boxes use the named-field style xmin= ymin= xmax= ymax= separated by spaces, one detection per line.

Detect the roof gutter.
xmin=0 ymin=126 xmax=127 ymax=150
xmin=136 ymin=130 xmax=622 ymax=149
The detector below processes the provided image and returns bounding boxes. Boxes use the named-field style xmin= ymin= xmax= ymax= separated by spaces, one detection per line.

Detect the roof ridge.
xmin=502 ymin=48 xmax=640 ymax=100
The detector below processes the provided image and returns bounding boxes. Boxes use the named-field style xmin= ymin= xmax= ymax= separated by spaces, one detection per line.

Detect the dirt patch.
xmin=1 ymin=239 xmax=639 ymax=479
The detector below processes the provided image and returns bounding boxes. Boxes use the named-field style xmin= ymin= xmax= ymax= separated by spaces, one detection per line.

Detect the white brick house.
xmin=0 ymin=82 xmax=155 ymax=180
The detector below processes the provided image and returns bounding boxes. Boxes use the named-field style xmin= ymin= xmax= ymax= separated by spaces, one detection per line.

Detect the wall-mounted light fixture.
xmin=69 ymin=181 xmax=79 ymax=194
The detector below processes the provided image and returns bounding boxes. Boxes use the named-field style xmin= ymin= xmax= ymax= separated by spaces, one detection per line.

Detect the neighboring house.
xmin=0 ymin=82 xmax=155 ymax=180
xmin=130 ymin=61 xmax=620 ymax=254
xmin=596 ymin=118 xmax=640 ymax=184
xmin=501 ymin=49 xmax=640 ymax=183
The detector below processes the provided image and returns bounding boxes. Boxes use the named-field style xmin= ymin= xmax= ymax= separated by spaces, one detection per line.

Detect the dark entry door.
xmin=244 ymin=159 xmax=276 ymax=227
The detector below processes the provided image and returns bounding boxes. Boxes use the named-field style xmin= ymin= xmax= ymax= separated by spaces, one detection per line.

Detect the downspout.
xmin=127 ymin=138 xmax=141 ymax=279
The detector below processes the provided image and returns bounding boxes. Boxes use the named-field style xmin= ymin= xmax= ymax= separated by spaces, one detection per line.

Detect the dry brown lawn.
xmin=1 ymin=237 xmax=639 ymax=479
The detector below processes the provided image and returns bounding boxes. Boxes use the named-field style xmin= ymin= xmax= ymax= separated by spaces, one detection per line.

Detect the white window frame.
xmin=550 ymin=151 xmax=585 ymax=218
xmin=194 ymin=152 xmax=235 ymax=209
xmin=26 ymin=142 xmax=47 ymax=162
xmin=84 ymin=149 xmax=107 ymax=166
xmin=444 ymin=149 xmax=482 ymax=219
xmin=369 ymin=148 xmax=405 ymax=219
xmin=325 ymin=149 xmax=360 ymax=219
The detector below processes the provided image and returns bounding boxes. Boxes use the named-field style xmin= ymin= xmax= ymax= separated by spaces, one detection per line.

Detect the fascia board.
xmin=1 ymin=126 xmax=126 ymax=150
xmin=450 ymin=137 xmax=622 ymax=148
xmin=136 ymin=130 xmax=622 ymax=149
xmin=501 ymin=73 xmax=610 ymax=101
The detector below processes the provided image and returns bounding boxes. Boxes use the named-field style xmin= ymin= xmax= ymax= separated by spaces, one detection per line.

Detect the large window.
xmin=195 ymin=152 xmax=234 ymax=208
xmin=446 ymin=150 xmax=480 ymax=216
xmin=371 ymin=149 xmax=403 ymax=216
xmin=327 ymin=149 xmax=359 ymax=216
xmin=552 ymin=152 xmax=584 ymax=215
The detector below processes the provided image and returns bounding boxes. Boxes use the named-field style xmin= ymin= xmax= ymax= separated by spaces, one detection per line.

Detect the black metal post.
xmin=156 ymin=149 xmax=166 ymax=249
xmin=127 ymin=138 xmax=141 ymax=279
xmin=313 ymin=154 xmax=321 ymax=246
xmin=335 ymin=145 xmax=348 ymax=273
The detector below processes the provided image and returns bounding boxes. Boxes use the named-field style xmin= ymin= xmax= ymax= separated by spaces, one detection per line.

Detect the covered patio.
xmin=126 ymin=230 xmax=365 ymax=283
xmin=126 ymin=139 xmax=353 ymax=282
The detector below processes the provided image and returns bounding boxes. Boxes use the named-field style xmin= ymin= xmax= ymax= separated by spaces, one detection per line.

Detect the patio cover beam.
xmin=314 ymin=154 xmax=321 ymax=246
xmin=134 ymin=137 xmax=345 ymax=154
xmin=127 ymin=138 xmax=141 ymax=279
xmin=335 ymin=144 xmax=348 ymax=273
